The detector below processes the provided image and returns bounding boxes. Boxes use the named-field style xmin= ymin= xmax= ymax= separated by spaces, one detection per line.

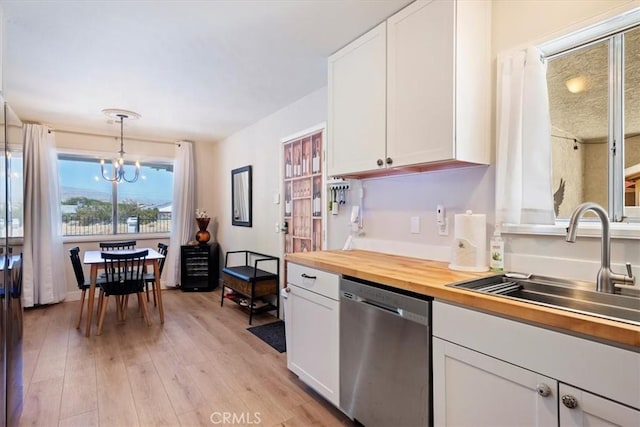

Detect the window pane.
xmin=0 ymin=152 xmax=24 ymax=237
xmin=548 ymin=39 xmax=609 ymax=218
xmin=60 ymin=157 xmax=114 ymax=235
xmin=60 ymin=156 xmax=173 ymax=236
xmin=116 ymin=163 xmax=173 ymax=234
xmin=623 ymin=26 xmax=640 ymax=219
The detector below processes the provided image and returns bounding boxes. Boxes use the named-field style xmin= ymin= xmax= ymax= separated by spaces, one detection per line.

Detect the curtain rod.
xmin=49 ymin=128 xmax=181 ymax=146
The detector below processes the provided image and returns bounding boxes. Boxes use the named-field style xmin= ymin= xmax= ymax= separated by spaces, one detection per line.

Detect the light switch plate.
xmin=410 ymin=216 xmax=420 ymax=234
xmin=273 ymin=192 xmax=280 ymax=204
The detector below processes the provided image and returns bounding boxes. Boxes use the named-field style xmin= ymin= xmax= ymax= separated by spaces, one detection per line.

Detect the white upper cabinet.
xmin=387 ymin=0 xmax=455 ymax=166
xmin=328 ymin=0 xmax=491 ymax=178
xmin=328 ymin=22 xmax=386 ymax=177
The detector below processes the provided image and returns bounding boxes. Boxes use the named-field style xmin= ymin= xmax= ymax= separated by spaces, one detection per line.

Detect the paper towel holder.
xmin=448 ymin=210 xmax=489 ymax=272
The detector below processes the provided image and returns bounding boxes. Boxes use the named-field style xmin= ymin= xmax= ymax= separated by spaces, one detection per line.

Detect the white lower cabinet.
xmin=559 ymin=383 xmax=640 ymax=427
xmin=433 ymin=337 xmax=557 ymax=426
xmin=433 ymin=301 xmax=640 ymax=427
xmin=283 ymin=263 xmax=339 ymax=407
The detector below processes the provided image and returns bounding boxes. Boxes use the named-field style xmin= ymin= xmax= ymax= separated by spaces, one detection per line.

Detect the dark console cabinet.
xmin=180 ymin=243 xmax=219 ymax=291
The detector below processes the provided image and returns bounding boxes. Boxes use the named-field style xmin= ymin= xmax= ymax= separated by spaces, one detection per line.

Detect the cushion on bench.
xmin=222 ymin=265 xmax=276 ymax=282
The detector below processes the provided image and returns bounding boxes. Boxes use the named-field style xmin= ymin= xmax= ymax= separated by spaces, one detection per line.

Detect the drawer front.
xmin=287 ymin=262 xmax=339 ymax=300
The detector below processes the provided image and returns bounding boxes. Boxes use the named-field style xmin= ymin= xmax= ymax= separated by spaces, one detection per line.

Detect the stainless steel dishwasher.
xmin=340 ymin=276 xmax=432 ymax=427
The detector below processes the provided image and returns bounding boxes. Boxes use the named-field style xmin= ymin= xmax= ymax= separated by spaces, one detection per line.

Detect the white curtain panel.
xmin=22 ymin=124 xmax=66 ymax=307
xmin=496 ymin=46 xmax=555 ymax=225
xmin=164 ymin=141 xmax=195 ymax=286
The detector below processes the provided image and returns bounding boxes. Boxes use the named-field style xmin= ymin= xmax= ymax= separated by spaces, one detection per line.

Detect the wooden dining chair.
xmin=97 ymin=249 xmax=150 ymax=335
xmin=144 ymin=243 xmax=168 ymax=306
xmin=99 ymin=240 xmax=137 ymax=250
xmin=69 ymin=247 xmax=105 ymax=329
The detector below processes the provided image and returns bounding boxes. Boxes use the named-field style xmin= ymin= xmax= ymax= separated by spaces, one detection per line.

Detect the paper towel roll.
xmin=449 ymin=210 xmax=489 ymax=272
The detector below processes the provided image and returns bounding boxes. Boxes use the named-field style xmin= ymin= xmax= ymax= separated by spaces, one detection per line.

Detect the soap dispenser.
xmin=490 ymin=224 xmax=504 ymax=272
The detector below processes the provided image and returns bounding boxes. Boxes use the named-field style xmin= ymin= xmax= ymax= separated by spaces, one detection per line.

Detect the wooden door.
xmin=283 ymin=127 xmax=324 ymax=254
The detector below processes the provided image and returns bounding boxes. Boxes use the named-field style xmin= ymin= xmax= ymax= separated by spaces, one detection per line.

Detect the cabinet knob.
xmin=561 ymin=394 xmax=578 ymax=409
xmin=536 ymin=383 xmax=552 ymax=397
xmin=377 ymin=159 xmax=384 ymax=167
xmin=284 ymin=287 xmax=291 ymax=293
xmin=386 ymin=157 xmax=393 ymax=165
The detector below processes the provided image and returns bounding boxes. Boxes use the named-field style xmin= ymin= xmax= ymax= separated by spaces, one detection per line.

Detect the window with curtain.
xmin=58 ymin=154 xmax=174 ymax=236
xmin=547 ymin=24 xmax=640 ymax=222
xmin=0 ymin=149 xmax=24 ymax=238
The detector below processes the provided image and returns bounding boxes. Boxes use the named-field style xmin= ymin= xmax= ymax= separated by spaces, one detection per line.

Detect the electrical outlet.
xmin=275 ymin=222 xmax=280 ymax=233
xmin=410 ymin=216 xmax=420 ymax=234
xmin=438 ymin=218 xmax=449 ymax=236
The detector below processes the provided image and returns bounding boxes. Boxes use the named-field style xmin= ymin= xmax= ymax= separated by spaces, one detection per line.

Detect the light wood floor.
xmin=19 ymin=288 xmax=352 ymax=427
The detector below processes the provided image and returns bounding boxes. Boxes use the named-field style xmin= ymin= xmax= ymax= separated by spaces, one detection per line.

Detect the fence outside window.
xmin=62 ymin=211 xmax=171 ymax=236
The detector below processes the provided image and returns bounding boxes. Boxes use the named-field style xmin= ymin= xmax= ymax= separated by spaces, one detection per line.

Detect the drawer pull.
xmin=301 ymin=273 xmax=317 ymax=280
xmin=561 ymin=394 xmax=578 ymax=409
xmin=536 ymin=383 xmax=552 ymax=397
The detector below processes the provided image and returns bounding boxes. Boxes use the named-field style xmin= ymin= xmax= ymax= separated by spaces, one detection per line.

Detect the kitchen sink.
xmin=448 ymin=274 xmax=640 ymax=326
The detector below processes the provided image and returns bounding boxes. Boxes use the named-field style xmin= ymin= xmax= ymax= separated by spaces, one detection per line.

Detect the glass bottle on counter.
xmin=490 ymin=225 xmax=504 ymax=272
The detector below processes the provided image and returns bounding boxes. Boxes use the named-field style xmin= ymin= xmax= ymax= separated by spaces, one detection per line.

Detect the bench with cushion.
xmin=220 ymin=250 xmax=279 ymax=325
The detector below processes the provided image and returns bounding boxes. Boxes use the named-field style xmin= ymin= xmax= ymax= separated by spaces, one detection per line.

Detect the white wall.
xmin=207 ymin=87 xmax=334 ymax=272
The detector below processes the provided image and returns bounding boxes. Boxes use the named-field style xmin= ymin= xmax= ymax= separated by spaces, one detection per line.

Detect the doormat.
xmin=247 ymin=320 xmax=286 ymax=353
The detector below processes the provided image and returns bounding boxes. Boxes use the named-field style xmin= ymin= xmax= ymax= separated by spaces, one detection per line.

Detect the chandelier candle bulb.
xmin=99 ymin=108 xmax=141 ymax=183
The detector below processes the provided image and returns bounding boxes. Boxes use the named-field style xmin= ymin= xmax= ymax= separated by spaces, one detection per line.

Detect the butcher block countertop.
xmin=285 ymin=250 xmax=640 ymax=349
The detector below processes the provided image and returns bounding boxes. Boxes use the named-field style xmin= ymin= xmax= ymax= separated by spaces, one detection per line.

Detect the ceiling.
xmin=0 ymin=0 xmax=412 ymax=143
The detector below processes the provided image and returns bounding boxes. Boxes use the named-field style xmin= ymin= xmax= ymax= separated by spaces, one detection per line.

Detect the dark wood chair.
xmin=69 ymin=247 xmax=105 ymax=329
xmin=99 ymin=240 xmax=137 ymax=250
xmin=97 ymin=249 xmax=150 ymax=335
xmin=143 ymin=243 xmax=168 ymax=306
xmin=98 ymin=241 xmax=137 ymax=279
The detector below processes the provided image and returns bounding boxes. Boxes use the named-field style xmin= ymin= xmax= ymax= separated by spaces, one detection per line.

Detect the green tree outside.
xmin=62 ymin=196 xmax=160 ymax=225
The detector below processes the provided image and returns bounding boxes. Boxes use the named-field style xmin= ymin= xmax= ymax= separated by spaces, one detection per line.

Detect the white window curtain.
xmin=164 ymin=141 xmax=195 ymax=287
xmin=22 ymin=124 xmax=66 ymax=307
xmin=495 ymin=46 xmax=555 ymax=225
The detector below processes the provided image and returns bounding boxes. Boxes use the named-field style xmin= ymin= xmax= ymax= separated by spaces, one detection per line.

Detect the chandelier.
xmin=100 ymin=108 xmax=141 ymax=183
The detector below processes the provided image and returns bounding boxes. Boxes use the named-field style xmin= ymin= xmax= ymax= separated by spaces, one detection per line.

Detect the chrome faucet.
xmin=566 ymin=202 xmax=634 ymax=293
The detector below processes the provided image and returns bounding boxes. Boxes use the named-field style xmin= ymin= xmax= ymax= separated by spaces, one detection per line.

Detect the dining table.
xmin=82 ymin=247 xmax=165 ymax=337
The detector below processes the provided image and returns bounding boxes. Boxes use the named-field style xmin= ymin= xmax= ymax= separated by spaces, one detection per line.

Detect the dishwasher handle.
xmin=361 ymin=298 xmax=401 ymax=316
